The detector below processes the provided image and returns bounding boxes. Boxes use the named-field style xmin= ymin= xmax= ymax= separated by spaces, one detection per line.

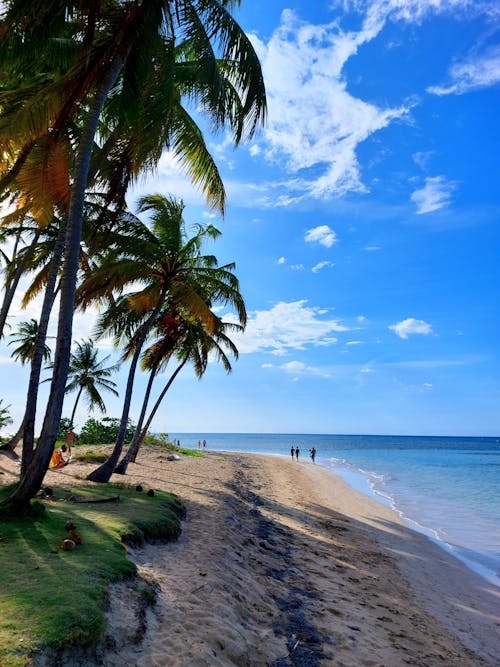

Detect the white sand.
xmin=2 ymin=447 xmax=499 ymax=666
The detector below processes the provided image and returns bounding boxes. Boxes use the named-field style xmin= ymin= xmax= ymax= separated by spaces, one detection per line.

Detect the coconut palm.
xmin=9 ymin=319 xmax=53 ymax=366
xmin=80 ymin=194 xmax=245 ymax=482
xmin=61 ymin=339 xmax=120 ymax=428
xmin=116 ymin=313 xmax=243 ymax=473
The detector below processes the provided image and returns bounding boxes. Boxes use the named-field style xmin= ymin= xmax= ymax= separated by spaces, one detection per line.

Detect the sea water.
xmin=170 ymin=433 xmax=500 ymax=587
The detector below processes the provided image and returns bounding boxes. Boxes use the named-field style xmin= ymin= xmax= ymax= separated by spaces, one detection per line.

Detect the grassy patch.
xmin=0 ymin=483 xmax=184 ymax=666
xmin=72 ymin=450 xmax=108 ymax=464
xmin=176 ymin=447 xmax=203 ymax=457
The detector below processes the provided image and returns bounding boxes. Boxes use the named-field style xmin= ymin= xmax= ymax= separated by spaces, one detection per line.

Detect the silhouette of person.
xmin=295 ymin=446 xmax=300 ymax=461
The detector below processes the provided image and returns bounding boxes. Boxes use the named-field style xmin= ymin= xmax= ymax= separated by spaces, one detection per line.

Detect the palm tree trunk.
xmin=0 ymin=223 xmax=65 ymax=462
xmin=69 ymin=386 xmax=84 ymax=429
xmin=114 ymin=360 xmax=161 ymax=474
xmin=118 ymin=358 xmax=188 ymax=473
xmin=20 ymin=222 xmax=66 ymax=476
xmin=0 ymin=58 xmax=124 ymax=509
xmin=87 ymin=293 xmax=167 ymax=483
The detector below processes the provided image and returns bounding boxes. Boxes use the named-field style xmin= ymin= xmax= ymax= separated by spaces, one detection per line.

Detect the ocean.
xmin=169 ymin=433 xmax=500 ymax=588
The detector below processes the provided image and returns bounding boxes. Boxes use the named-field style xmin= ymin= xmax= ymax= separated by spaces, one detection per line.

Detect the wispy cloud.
xmin=389 ymin=317 xmax=434 ymax=339
xmin=312 ymin=261 xmax=335 ymax=273
xmin=427 ymin=45 xmax=500 ymax=95
xmin=410 ymin=176 xmax=455 ymax=214
xmin=262 ymin=360 xmax=332 ymax=379
xmin=228 ymin=300 xmax=349 ymax=355
xmin=305 ymin=225 xmax=337 ymax=247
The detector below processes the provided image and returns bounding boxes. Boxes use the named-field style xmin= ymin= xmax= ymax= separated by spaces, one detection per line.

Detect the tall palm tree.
xmin=62 ymin=339 xmax=119 ymax=428
xmin=0 ymin=1 xmax=265 ymax=507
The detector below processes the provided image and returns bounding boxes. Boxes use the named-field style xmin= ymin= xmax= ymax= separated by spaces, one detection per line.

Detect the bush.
xmin=79 ymin=417 xmax=136 ymax=445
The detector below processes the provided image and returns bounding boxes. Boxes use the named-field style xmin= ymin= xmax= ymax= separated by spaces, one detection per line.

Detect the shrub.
xmin=79 ymin=417 xmax=136 ymax=445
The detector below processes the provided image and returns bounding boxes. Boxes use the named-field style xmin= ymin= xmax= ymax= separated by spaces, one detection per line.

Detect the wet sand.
xmin=2 ymin=447 xmax=499 ymax=665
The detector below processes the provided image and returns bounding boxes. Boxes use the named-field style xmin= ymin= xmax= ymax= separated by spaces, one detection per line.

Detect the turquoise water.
xmin=170 ymin=433 xmax=500 ymax=587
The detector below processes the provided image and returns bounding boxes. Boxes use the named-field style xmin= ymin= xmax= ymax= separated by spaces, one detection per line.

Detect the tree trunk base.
xmin=113 ymin=461 xmax=128 ymax=475
xmin=0 ymin=447 xmax=20 ymax=459
xmin=86 ymin=468 xmax=110 ymax=483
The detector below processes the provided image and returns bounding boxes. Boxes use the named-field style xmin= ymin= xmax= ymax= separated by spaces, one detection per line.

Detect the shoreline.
xmin=3 ymin=447 xmax=500 ymax=665
xmin=319 ymin=459 xmax=500 ymax=590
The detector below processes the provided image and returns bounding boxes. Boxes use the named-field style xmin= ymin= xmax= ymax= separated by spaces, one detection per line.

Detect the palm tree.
xmin=0 ymin=1 xmax=265 ymax=507
xmin=9 ymin=319 xmax=53 ymax=365
xmin=80 ymin=194 xmax=245 ymax=482
xmin=62 ymin=339 xmax=119 ymax=428
xmin=115 ymin=313 xmax=243 ymax=473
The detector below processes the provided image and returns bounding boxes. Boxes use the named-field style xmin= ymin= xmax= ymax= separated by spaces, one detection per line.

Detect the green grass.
xmin=0 ymin=483 xmax=184 ymax=666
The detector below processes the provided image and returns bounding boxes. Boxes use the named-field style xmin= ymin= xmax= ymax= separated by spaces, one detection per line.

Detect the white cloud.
xmin=277 ymin=256 xmax=286 ymax=265
xmin=364 ymin=245 xmax=381 ymax=251
xmin=228 ymin=300 xmax=349 ymax=355
xmin=412 ymin=150 xmax=435 ymax=169
xmin=428 ymin=45 xmax=500 ymax=95
xmin=249 ymin=144 xmax=261 ymax=156
xmin=411 ymin=176 xmax=455 ymax=214
xmin=312 ymin=261 xmax=335 ymax=273
xmin=339 ymin=0 xmax=493 ymax=24
xmin=250 ymin=9 xmax=410 ymax=201
xmin=263 ymin=359 xmax=332 ymax=379
xmin=305 ymin=225 xmax=338 ymax=247
xmin=346 ymin=340 xmax=363 ymax=345
xmin=290 ymin=263 xmax=305 ymax=271
xmin=389 ymin=317 xmax=434 ymax=339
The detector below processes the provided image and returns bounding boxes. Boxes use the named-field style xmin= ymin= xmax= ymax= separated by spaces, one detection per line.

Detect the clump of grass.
xmin=0 ymin=483 xmax=184 ymax=666
xmin=72 ymin=451 xmax=108 ymax=464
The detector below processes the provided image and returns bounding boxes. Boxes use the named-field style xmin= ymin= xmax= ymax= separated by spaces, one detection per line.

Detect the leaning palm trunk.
xmin=117 ymin=358 xmax=188 ymax=474
xmin=69 ymin=386 xmax=85 ymax=430
xmin=0 ymin=223 xmax=65 ymax=460
xmin=0 ymin=59 xmax=124 ymax=509
xmin=87 ymin=292 xmax=167 ymax=483
xmin=113 ymin=359 xmax=161 ymax=475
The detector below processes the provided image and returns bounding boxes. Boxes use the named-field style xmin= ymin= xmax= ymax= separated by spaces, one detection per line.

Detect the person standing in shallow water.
xmin=310 ymin=447 xmax=316 ymax=463
xmin=290 ymin=446 xmax=295 ymax=460
xmin=295 ymin=446 xmax=300 ymax=461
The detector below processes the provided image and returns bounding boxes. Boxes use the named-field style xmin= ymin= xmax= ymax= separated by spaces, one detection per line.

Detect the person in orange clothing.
xmin=49 ymin=444 xmax=70 ymax=469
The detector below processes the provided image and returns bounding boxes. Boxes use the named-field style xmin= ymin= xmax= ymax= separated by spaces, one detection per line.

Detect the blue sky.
xmin=1 ymin=0 xmax=499 ymax=436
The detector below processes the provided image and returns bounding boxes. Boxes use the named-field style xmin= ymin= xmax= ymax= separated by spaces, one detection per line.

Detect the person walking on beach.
xmin=310 ymin=447 xmax=316 ymax=463
xmin=203 ymin=439 xmax=207 ymax=448
xmin=290 ymin=446 xmax=295 ymax=460
xmin=295 ymin=446 xmax=300 ymax=461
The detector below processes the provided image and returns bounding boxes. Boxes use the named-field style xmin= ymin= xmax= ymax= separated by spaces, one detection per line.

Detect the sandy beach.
xmin=2 ymin=447 xmax=499 ymax=666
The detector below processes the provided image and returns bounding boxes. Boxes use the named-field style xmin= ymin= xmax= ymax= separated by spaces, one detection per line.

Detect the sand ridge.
xmin=1 ymin=447 xmax=499 ymax=666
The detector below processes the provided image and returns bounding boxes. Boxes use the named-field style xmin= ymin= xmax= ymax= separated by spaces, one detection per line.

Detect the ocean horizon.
xmin=168 ymin=432 xmax=500 ymax=588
